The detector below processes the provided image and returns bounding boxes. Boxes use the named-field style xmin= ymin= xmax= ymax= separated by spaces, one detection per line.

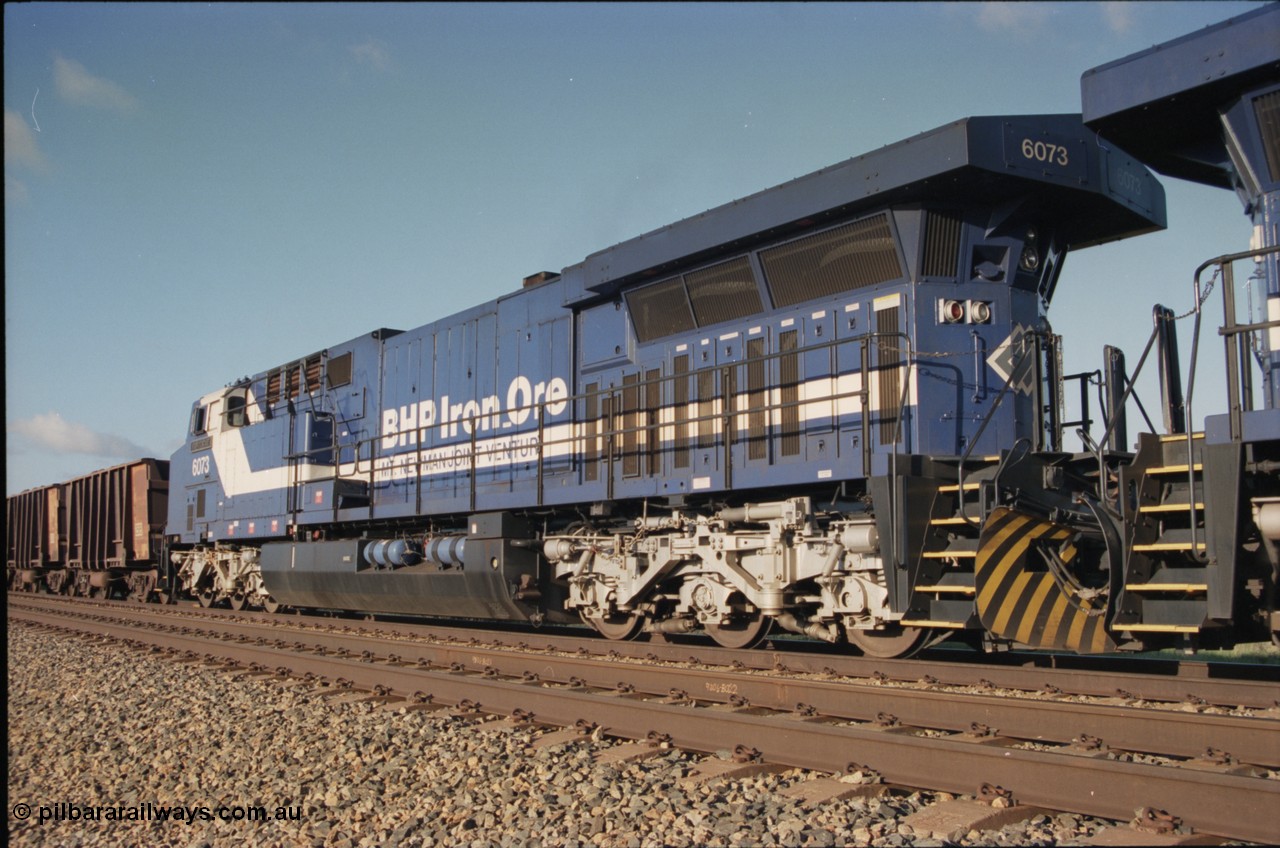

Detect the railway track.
xmin=9 ymin=594 xmax=1280 ymax=843
xmin=11 ymin=592 xmax=1278 ymax=708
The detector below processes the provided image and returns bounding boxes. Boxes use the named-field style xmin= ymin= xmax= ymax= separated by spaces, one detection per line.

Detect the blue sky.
xmin=4 ymin=2 xmax=1266 ymax=494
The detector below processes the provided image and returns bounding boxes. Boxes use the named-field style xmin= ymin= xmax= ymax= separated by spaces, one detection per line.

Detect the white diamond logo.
xmin=987 ymin=324 xmax=1037 ymax=396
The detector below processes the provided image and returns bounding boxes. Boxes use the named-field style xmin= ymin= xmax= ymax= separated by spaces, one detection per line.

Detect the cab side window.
xmin=224 ymin=391 xmax=248 ymax=428
xmin=191 ymin=405 xmax=208 ymax=435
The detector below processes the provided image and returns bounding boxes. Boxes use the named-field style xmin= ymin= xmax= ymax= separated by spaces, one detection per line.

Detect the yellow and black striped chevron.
xmin=974 ymin=507 xmax=1116 ymax=654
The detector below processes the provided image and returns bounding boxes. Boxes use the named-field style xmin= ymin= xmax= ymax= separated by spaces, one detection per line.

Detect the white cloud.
xmin=350 ymin=37 xmax=392 ymax=72
xmin=9 ymin=412 xmax=152 ymax=459
xmin=6 ymin=173 xmax=30 ymax=203
xmin=1101 ymin=2 xmax=1136 ymax=35
xmin=4 ymin=110 xmax=48 ymax=171
xmin=975 ymin=2 xmax=1053 ymax=35
xmin=53 ymin=54 xmax=139 ymax=113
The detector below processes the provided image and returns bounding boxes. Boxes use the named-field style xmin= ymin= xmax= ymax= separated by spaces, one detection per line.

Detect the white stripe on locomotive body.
xmin=873 ymin=293 xmax=902 ymax=311
xmin=351 ymin=364 xmax=915 ymax=487
xmin=203 ymin=363 xmax=919 ymax=497
xmin=198 ymin=388 xmax=334 ymax=498
xmin=200 ymin=282 xmax=920 ymax=501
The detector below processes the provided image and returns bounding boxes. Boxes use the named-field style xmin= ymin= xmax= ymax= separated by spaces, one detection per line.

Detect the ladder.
xmin=1112 ymin=432 xmax=1210 ymax=638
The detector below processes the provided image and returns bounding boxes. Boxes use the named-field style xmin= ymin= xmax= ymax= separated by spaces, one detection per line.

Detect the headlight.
xmin=1019 ymin=245 xmax=1040 ymax=272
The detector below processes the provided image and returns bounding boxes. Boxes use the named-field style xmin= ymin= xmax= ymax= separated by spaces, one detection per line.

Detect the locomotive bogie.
xmin=547 ymin=496 xmax=901 ymax=645
xmin=172 ymin=545 xmax=275 ymax=611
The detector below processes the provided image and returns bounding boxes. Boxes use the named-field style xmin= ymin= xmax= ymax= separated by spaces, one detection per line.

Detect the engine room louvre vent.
xmin=267 ymin=370 xmax=282 ymax=404
xmin=1255 ymin=89 xmax=1280 ymax=183
xmin=922 ymin=210 xmax=963 ymax=278
xmin=761 ymin=213 xmax=903 ymax=308
xmin=305 ymin=357 xmax=322 ymax=394
xmin=626 ymin=276 xmax=696 ymax=342
xmin=876 ymin=305 xmax=902 ymax=445
xmin=685 ymin=256 xmax=763 ymax=327
xmin=327 ymin=352 xmax=353 ymax=388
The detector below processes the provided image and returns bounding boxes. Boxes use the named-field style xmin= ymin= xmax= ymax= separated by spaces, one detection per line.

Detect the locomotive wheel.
xmin=581 ymin=610 xmax=644 ymax=641
xmin=228 ymin=593 xmax=247 ymax=611
xmin=261 ymin=596 xmax=282 ymax=614
xmin=198 ymin=590 xmax=216 ymax=609
xmin=847 ymin=625 xmax=929 ymax=658
xmin=705 ymin=611 xmax=772 ymax=650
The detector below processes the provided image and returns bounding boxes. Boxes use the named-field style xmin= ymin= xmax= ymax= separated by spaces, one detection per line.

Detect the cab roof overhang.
xmin=576 ymin=114 xmax=1166 ymax=297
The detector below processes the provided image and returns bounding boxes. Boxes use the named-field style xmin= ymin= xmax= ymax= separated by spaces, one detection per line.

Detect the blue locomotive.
xmin=21 ymin=7 xmax=1271 ymax=657
xmin=165 ymin=108 xmax=1177 ymax=655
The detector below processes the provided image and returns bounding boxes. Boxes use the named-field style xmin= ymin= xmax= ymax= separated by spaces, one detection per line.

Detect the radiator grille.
xmin=628 ymin=256 xmax=763 ymax=343
xmin=761 ymin=214 xmax=902 ymax=308
xmin=626 ymin=277 xmax=696 ymax=342
xmin=922 ymin=210 xmax=962 ymax=278
xmin=686 ymin=256 xmax=763 ymax=327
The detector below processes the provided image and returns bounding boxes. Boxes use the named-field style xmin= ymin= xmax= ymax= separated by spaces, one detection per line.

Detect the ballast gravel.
xmin=8 ymin=622 xmax=1127 ymax=848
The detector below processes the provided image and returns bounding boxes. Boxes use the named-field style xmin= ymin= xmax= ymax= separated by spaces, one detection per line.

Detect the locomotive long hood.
xmin=574 ymin=114 xmax=1166 ymax=298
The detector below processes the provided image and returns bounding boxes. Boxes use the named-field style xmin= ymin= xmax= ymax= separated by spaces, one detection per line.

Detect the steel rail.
xmin=12 ymin=593 xmax=1278 ymax=708
xmin=11 ymin=606 xmax=1278 ymax=844
xmin=42 ymin=601 xmax=1276 ymax=767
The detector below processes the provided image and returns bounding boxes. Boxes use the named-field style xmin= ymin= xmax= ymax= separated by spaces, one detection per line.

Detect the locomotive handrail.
xmin=1183 ymin=243 xmax=1280 ymax=557
xmin=1187 ymin=244 xmax=1280 ymax=444
xmin=1069 ymin=245 xmax=1280 ymax=528
xmin=1058 ymin=369 xmax=1100 ymax=439
xmin=335 ymin=326 xmax=917 ymax=527
xmin=952 ymin=332 xmax=1041 ymax=531
xmin=885 ymin=331 xmax=914 ymax=570
xmin=1090 ymin=320 xmax=1165 ymax=517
